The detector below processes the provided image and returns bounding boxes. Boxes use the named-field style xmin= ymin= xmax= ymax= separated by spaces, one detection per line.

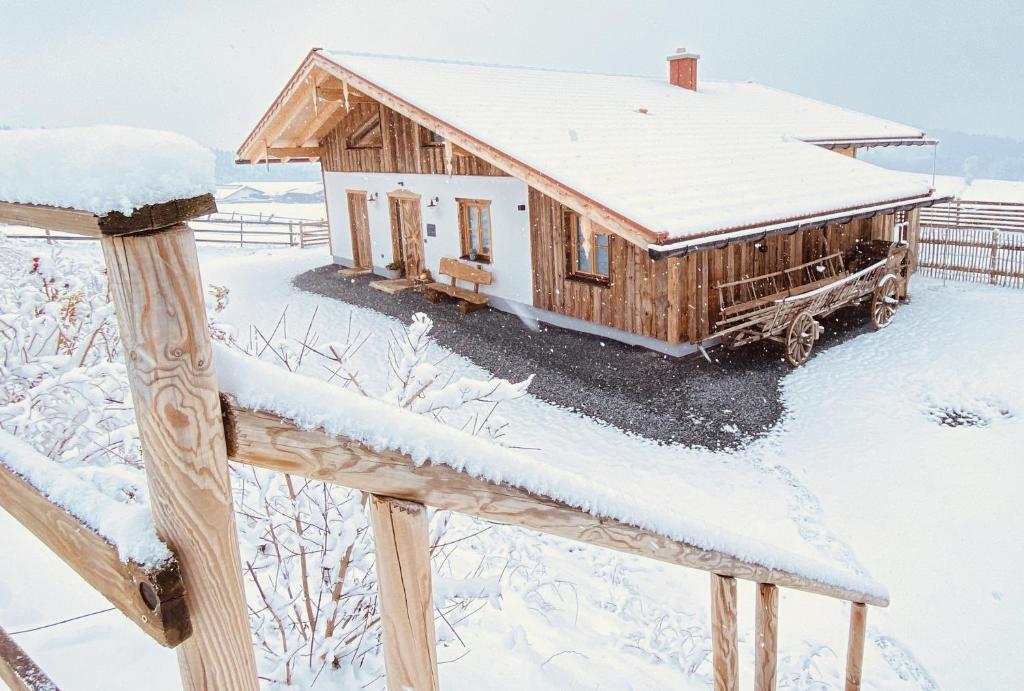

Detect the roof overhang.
xmin=806 ymin=136 xmax=938 ymax=150
xmin=648 ymin=193 xmax=953 ymax=260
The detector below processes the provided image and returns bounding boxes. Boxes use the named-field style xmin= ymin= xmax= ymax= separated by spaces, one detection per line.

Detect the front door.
xmin=346 ymin=190 xmax=373 ymax=269
xmin=388 ymin=193 xmax=425 ymax=278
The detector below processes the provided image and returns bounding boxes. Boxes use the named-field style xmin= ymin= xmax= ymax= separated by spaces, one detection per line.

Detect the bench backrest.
xmin=439 ymin=256 xmax=493 ymax=286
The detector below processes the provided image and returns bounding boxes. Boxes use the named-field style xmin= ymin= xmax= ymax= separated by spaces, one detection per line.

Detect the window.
xmin=420 ymin=126 xmax=444 ymax=147
xmin=566 ymin=210 xmax=610 ymax=282
xmin=458 ymin=199 xmax=492 ymax=263
xmin=347 ymin=112 xmax=382 ymax=149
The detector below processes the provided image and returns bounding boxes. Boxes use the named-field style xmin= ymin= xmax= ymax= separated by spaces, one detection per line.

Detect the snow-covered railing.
xmin=0 ymin=432 xmax=188 ymax=647
xmin=216 ymin=349 xmax=884 ymax=691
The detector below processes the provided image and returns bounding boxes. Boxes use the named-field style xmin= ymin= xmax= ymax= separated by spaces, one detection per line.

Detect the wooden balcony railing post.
xmin=711 ymin=573 xmax=738 ymax=691
xmin=101 ymin=223 xmax=258 ymax=691
xmin=368 ymin=494 xmax=439 ymax=691
xmin=845 ymin=602 xmax=868 ymax=691
xmin=755 ymin=583 xmax=778 ymax=691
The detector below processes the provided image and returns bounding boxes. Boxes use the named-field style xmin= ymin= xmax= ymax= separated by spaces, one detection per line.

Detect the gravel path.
xmin=294 ymin=265 xmax=875 ymax=448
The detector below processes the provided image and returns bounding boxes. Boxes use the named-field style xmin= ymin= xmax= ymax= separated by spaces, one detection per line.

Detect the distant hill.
xmin=861 ymin=129 xmax=1024 ymax=182
xmin=214 ymin=148 xmax=321 ymax=184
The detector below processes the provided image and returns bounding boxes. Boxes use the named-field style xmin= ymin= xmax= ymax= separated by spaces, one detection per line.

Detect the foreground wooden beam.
xmin=711 ymin=574 xmax=738 ymax=691
xmin=368 ymin=495 xmax=439 ymax=691
xmin=845 ymin=603 xmax=868 ymax=691
xmin=755 ymin=583 xmax=778 ymax=691
xmin=222 ymin=401 xmax=889 ymax=607
xmin=0 ymin=624 xmax=60 ymax=690
xmin=0 ymin=194 xmax=216 ymax=239
xmin=0 ymin=462 xmax=189 ymax=647
xmin=102 ymin=224 xmax=258 ymax=690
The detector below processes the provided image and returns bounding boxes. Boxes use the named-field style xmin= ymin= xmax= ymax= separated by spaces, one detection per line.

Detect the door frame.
xmin=387 ymin=190 xmax=424 ymax=278
xmin=345 ymin=189 xmax=373 ymax=269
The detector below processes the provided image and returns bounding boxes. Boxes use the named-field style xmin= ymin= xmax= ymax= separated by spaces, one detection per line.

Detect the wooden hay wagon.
xmin=713 ymin=240 xmax=912 ymax=366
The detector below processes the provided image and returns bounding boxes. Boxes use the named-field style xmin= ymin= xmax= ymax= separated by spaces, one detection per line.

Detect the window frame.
xmin=565 ymin=210 xmax=611 ymax=284
xmin=457 ymin=198 xmax=493 ymax=264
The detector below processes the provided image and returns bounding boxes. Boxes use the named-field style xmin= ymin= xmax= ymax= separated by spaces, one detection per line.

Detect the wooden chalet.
xmin=239 ymin=48 xmax=948 ymax=359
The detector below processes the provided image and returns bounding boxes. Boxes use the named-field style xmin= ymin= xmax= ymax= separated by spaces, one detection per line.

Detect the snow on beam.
xmin=0 ymin=623 xmax=59 ymax=691
xmin=0 ymin=194 xmax=216 ymax=238
xmin=220 ymin=395 xmax=889 ymax=607
xmin=0 ymin=450 xmax=190 ymax=648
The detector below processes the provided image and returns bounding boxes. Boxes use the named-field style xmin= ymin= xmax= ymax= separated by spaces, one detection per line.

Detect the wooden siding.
xmin=530 ymin=185 xmax=903 ymax=346
xmin=529 ymin=187 xmax=680 ymax=343
xmin=321 ymin=102 xmax=508 ymax=176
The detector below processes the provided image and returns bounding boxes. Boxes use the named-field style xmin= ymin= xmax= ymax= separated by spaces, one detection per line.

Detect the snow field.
xmin=1 ymin=236 xmax=1020 ymax=689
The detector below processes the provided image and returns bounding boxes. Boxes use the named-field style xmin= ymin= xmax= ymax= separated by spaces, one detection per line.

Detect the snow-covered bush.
xmin=0 ymin=235 xmax=531 ymax=687
xmin=210 ymin=292 xmax=531 ymax=686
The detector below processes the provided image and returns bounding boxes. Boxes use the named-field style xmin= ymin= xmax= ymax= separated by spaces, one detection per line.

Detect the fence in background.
xmin=4 ymin=211 xmax=330 ymax=249
xmin=918 ymin=200 xmax=1024 ymax=288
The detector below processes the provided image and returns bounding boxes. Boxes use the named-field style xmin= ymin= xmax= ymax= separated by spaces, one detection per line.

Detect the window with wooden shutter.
xmin=457 ymin=199 xmax=492 ymax=263
xmin=566 ymin=210 xmax=610 ymax=282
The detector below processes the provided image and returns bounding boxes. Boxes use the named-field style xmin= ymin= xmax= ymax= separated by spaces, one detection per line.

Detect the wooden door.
xmin=388 ymin=194 xmax=424 ymax=277
xmin=346 ymin=191 xmax=372 ymax=268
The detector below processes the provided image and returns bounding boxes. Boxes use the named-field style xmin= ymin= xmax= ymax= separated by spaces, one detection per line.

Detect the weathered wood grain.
xmin=346 ymin=190 xmax=373 ymax=268
xmin=0 ymin=624 xmax=60 ymax=690
xmin=845 ymin=602 xmax=867 ymax=691
xmin=755 ymin=583 xmax=778 ymax=691
xmin=0 ymin=195 xmax=216 ymax=239
xmin=101 ymin=224 xmax=258 ymax=690
xmin=711 ymin=574 xmax=738 ymax=691
xmin=222 ymin=401 xmax=889 ymax=606
xmin=368 ymin=496 xmax=439 ymax=691
xmin=0 ymin=462 xmax=189 ymax=647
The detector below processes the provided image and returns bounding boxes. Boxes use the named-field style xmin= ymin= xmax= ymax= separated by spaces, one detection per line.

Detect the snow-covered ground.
xmin=1 ymin=239 xmax=1021 ymax=690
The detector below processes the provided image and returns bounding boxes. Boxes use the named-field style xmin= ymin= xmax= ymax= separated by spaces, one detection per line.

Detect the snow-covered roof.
xmin=0 ymin=126 xmax=215 ymax=216
xmin=312 ymin=51 xmax=934 ymax=242
xmin=931 ymin=174 xmax=1024 ymax=204
xmin=699 ymin=81 xmax=925 ymax=143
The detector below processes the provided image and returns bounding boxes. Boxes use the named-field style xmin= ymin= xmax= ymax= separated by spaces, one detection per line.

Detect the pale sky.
xmin=1 ymin=0 xmax=1021 ymax=150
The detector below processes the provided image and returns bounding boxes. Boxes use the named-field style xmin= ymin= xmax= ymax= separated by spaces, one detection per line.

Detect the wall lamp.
xmin=367 ymin=192 xmax=379 ymax=202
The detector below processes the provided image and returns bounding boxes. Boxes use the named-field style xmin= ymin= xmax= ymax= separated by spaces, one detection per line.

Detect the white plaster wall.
xmin=324 ymin=172 xmax=533 ymax=304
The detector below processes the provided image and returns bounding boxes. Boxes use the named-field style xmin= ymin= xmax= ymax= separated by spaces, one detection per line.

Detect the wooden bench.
xmin=425 ymin=257 xmax=493 ymax=315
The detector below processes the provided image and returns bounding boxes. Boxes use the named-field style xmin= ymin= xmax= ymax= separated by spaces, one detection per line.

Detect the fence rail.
xmin=917 ymin=200 xmax=1024 ymax=288
xmin=3 ymin=212 xmax=330 ymax=249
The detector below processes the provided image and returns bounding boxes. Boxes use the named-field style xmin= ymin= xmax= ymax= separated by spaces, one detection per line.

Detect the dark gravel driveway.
xmin=294 ymin=265 xmax=875 ymax=448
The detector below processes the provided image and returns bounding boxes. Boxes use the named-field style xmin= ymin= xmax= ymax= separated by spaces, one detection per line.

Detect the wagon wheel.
xmin=785 ymin=311 xmax=819 ymax=367
xmin=871 ymin=275 xmax=900 ymax=330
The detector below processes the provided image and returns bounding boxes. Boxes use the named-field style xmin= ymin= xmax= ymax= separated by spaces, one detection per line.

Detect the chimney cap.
xmin=668 ymin=47 xmax=700 ymax=61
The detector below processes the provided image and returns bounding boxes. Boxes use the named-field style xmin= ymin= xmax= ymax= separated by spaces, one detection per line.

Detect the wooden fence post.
xmin=845 ymin=602 xmax=867 ymax=691
xmin=368 ymin=494 xmax=439 ymax=691
xmin=711 ymin=573 xmax=738 ymax=691
xmin=755 ymin=583 xmax=778 ymax=691
xmin=101 ymin=223 xmax=258 ymax=691
xmin=990 ymin=229 xmax=999 ymax=285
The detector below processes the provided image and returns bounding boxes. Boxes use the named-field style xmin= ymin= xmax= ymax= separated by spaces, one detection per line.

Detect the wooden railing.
xmin=918 ymin=200 xmax=1024 ymax=288
xmin=0 ymin=193 xmax=884 ymax=691
xmin=3 ymin=211 xmax=329 ymax=249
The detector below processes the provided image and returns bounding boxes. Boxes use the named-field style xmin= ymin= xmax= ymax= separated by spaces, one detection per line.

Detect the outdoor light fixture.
xmin=427 ymin=196 xmax=440 ymax=207
xmin=367 ymin=192 xmax=379 ymax=202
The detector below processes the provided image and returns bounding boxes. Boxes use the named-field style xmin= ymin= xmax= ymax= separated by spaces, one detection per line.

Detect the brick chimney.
xmin=667 ymin=47 xmax=700 ymax=90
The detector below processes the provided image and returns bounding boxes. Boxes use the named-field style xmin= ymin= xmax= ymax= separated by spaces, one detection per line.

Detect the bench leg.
xmin=425 ymin=288 xmax=447 ymax=304
xmin=458 ymin=300 xmax=487 ymax=315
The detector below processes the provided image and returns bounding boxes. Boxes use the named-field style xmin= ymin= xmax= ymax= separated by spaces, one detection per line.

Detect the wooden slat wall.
xmin=321 ymin=103 xmax=508 ymax=176
xmin=530 ymin=191 xmax=898 ymax=346
xmin=528 ymin=188 xmax=683 ymax=343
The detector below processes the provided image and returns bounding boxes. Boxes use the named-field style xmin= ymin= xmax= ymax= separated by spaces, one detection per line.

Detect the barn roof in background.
xmin=238 ymin=50 xmax=937 ymax=246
